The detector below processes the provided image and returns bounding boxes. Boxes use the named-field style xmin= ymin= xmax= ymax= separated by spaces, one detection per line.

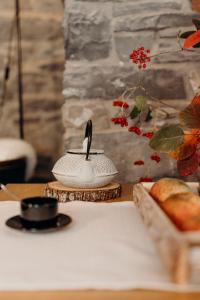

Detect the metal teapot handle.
xmin=84 ymin=120 xmax=92 ymax=160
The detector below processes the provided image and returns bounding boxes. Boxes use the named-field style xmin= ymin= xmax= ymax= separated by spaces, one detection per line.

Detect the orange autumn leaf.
xmin=177 ymin=152 xmax=199 ymax=177
xmin=183 ymin=29 xmax=200 ymax=48
xmin=180 ymin=103 xmax=200 ymax=128
xmin=192 ymin=94 xmax=200 ymax=105
xmin=180 ymin=94 xmax=200 ymax=128
xmin=191 ymin=129 xmax=200 ymax=142
xmin=169 ymin=133 xmax=197 ymax=160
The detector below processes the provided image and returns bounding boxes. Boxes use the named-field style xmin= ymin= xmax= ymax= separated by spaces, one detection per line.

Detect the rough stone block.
xmin=0 ymin=0 xmax=14 ymax=10
xmin=64 ymin=1 xmax=111 ymax=60
xmin=21 ymin=17 xmax=62 ymax=40
xmin=21 ymin=0 xmax=64 ymax=14
xmin=0 ymin=16 xmax=14 ymax=42
xmin=114 ymin=15 xmax=159 ymax=32
xmin=22 ymin=39 xmax=64 ymax=67
xmin=63 ymin=62 xmax=186 ymax=100
xmin=113 ymin=0 xmax=182 ymax=17
xmin=142 ymin=69 xmax=186 ymax=99
xmin=63 ymin=62 xmax=135 ymax=99
xmin=24 ymin=98 xmax=62 ymax=112
xmin=23 ymin=71 xmax=63 ymax=94
xmin=114 ymin=12 xmax=197 ymax=33
xmin=157 ymin=13 xmax=198 ymax=29
xmin=154 ymin=37 xmax=200 ymax=63
xmin=159 ymin=27 xmax=193 ymax=38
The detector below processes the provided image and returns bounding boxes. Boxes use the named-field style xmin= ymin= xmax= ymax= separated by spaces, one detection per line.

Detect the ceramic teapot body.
xmin=52 ymin=121 xmax=118 ymax=189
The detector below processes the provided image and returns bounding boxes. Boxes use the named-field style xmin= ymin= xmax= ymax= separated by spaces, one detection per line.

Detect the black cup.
xmin=20 ymin=197 xmax=58 ymax=229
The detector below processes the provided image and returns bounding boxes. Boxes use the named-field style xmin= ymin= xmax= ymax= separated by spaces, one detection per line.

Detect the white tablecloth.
xmin=0 ymin=201 xmax=199 ymax=291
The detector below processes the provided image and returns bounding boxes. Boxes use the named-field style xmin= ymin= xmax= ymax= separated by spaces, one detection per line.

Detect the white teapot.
xmin=52 ymin=120 xmax=118 ymax=189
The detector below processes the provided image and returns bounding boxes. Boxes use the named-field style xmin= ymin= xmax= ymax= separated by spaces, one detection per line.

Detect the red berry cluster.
xmin=139 ymin=177 xmax=153 ymax=182
xmin=150 ymin=154 xmax=161 ymax=163
xmin=113 ymin=100 xmax=129 ymax=109
xmin=123 ymin=102 xmax=129 ymax=109
xmin=128 ymin=126 xmax=141 ymax=135
xmin=134 ymin=160 xmax=144 ymax=165
xmin=128 ymin=127 xmax=156 ymax=140
xmin=129 ymin=47 xmax=151 ymax=69
xmin=142 ymin=132 xmax=154 ymax=139
xmin=111 ymin=117 xmax=128 ymax=127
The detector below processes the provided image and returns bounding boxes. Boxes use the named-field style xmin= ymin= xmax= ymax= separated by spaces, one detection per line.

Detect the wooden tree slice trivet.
xmin=45 ymin=181 xmax=121 ymax=202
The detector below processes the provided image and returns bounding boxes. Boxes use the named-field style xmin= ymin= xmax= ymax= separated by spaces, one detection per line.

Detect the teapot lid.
xmin=67 ymin=149 xmax=104 ymax=155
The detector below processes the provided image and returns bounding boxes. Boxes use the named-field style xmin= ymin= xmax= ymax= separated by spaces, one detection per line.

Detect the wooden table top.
xmin=0 ymin=183 xmax=199 ymax=300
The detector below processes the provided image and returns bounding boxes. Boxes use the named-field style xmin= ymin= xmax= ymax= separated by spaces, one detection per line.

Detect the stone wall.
xmin=63 ymin=0 xmax=200 ymax=183
xmin=0 ymin=0 xmax=64 ymax=180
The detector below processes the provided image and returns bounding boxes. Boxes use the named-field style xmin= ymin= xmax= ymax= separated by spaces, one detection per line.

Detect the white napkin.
xmin=0 ymin=201 xmax=199 ymax=291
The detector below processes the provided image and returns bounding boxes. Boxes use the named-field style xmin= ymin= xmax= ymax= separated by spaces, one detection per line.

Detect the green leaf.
xmin=130 ymin=106 xmax=140 ymax=119
xmin=193 ymin=19 xmax=200 ymax=30
xmin=149 ymin=125 xmax=184 ymax=153
xmin=135 ymin=96 xmax=147 ymax=111
xmin=179 ymin=31 xmax=195 ymax=39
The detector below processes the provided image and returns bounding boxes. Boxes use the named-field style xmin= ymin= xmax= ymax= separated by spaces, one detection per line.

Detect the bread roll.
xmin=180 ymin=216 xmax=200 ymax=231
xmin=161 ymin=192 xmax=200 ymax=229
xmin=150 ymin=178 xmax=191 ymax=202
